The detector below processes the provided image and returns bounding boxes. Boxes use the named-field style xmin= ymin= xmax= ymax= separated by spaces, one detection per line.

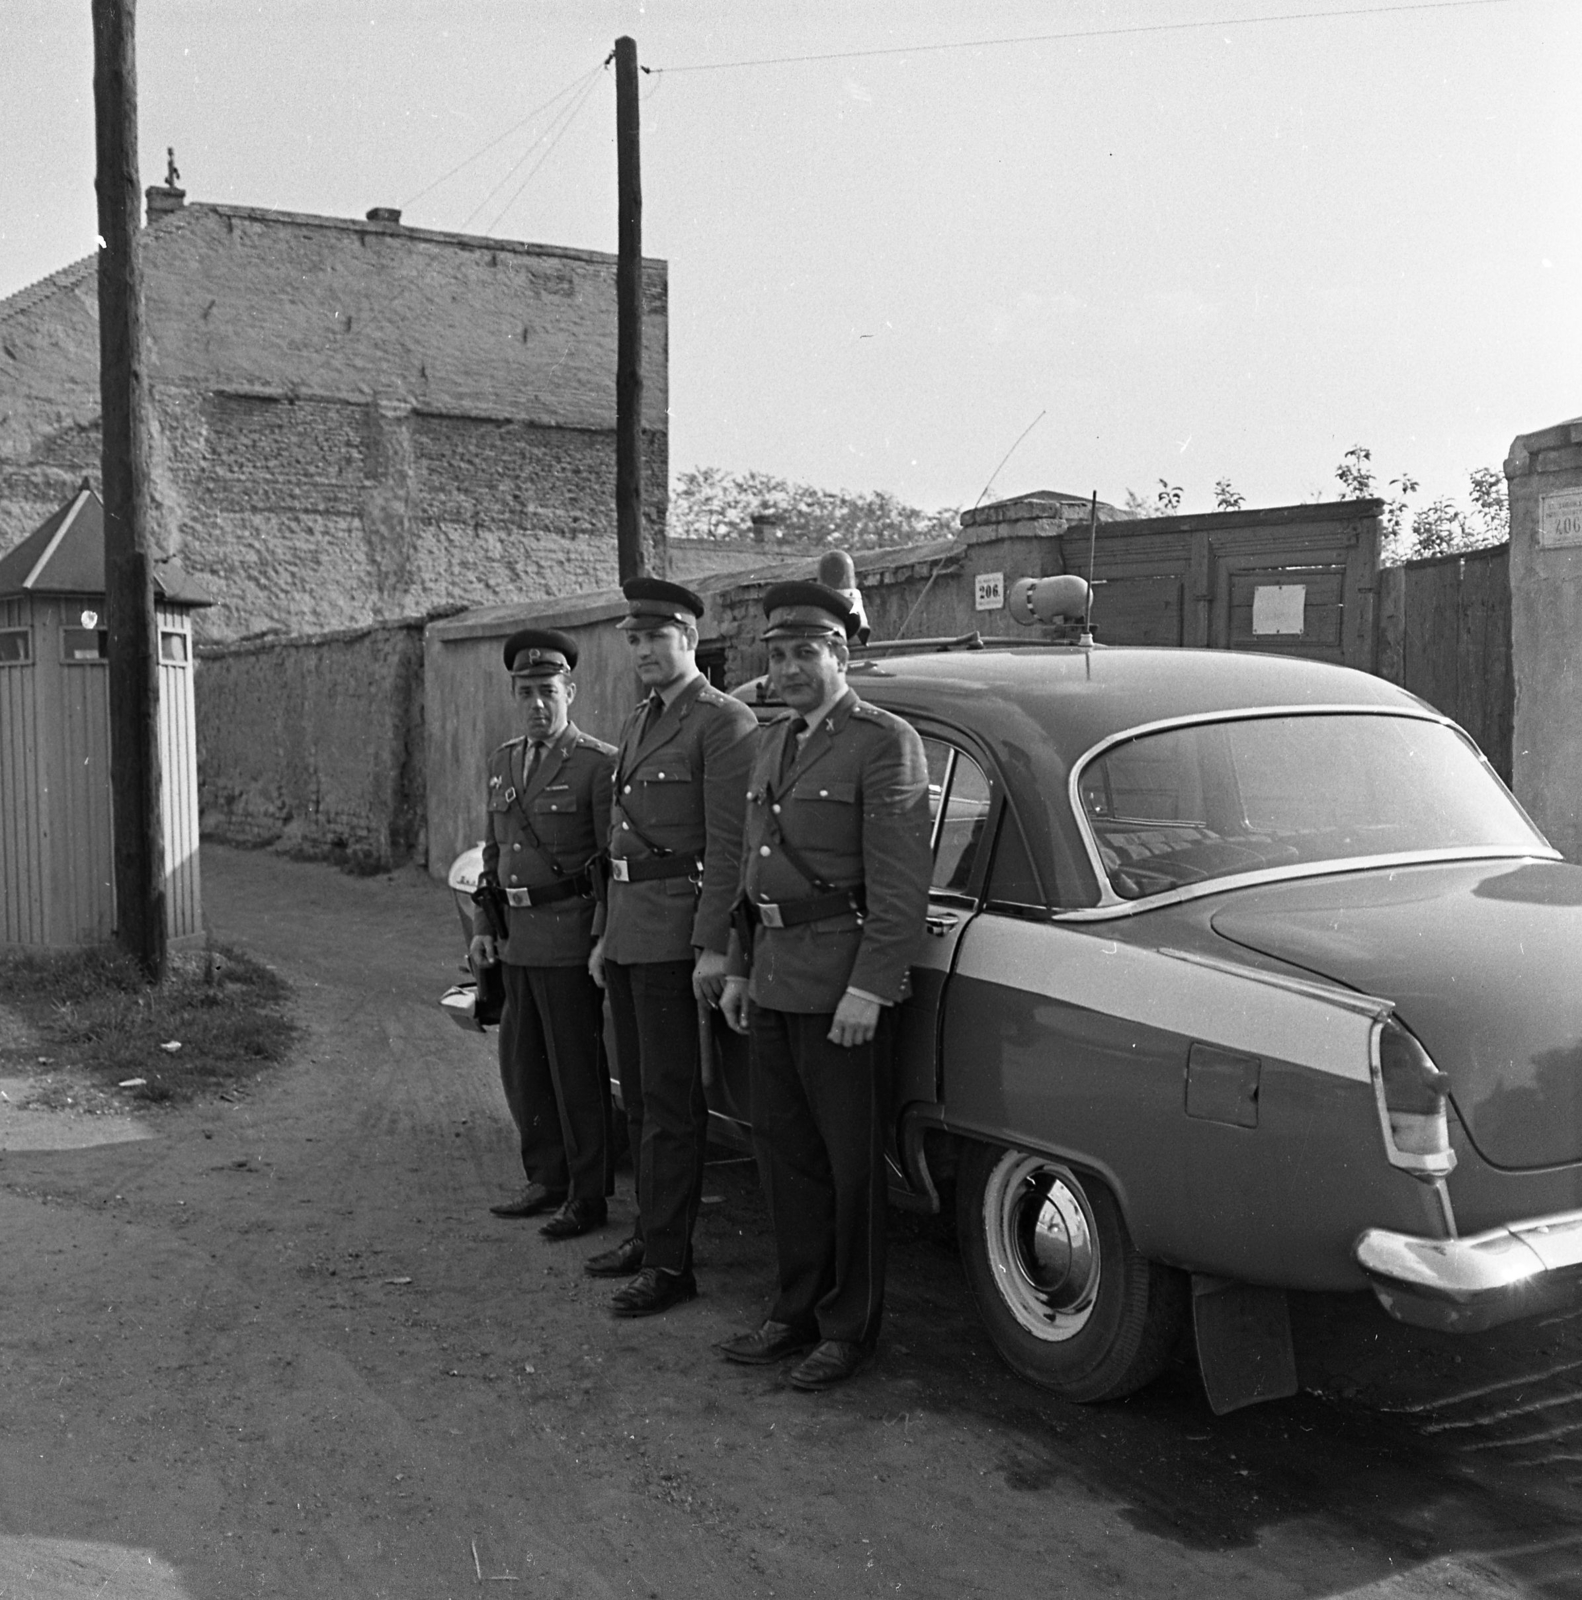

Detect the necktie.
xmin=524 ymin=741 xmax=545 ymax=788
xmin=640 ymin=692 xmax=664 ymax=739
xmin=778 ymin=717 xmax=806 ymax=786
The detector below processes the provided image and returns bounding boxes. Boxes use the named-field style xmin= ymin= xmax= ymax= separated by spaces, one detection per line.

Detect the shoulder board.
xmin=576 ymin=733 xmax=619 ymax=755
xmin=769 ymin=709 xmax=802 ymax=725
xmin=849 ymin=700 xmax=910 ymax=732
xmin=695 ymin=682 xmax=729 ymax=704
xmin=490 ymin=735 xmax=527 ymax=755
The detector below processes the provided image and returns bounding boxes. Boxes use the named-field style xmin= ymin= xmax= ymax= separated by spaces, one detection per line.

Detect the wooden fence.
xmin=1379 ymin=544 xmax=1512 ymax=783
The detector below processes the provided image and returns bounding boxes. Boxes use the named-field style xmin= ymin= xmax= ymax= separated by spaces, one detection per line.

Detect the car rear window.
xmin=1078 ymin=713 xmax=1544 ymax=900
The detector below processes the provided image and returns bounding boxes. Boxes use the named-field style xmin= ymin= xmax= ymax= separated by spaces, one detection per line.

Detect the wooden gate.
xmin=1379 ymin=545 xmax=1512 ymax=783
xmin=1055 ymin=500 xmax=1383 ymax=670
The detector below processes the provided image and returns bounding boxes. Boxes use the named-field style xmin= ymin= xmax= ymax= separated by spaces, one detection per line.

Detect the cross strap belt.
xmin=608 ymin=853 xmax=700 ymax=884
xmin=504 ymin=869 xmax=595 ymax=908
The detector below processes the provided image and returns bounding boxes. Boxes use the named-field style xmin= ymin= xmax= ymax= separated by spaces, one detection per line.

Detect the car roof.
xmin=842 ymin=645 xmax=1428 ymax=764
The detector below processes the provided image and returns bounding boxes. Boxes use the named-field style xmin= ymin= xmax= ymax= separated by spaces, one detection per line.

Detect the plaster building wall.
xmin=1508 ymin=417 xmax=1582 ymax=860
xmin=0 ymin=201 xmax=669 ymax=641
xmin=196 ymin=617 xmax=427 ymax=871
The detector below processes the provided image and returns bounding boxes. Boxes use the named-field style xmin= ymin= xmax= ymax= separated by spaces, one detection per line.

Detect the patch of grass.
xmin=0 ymin=943 xmax=298 ymax=1106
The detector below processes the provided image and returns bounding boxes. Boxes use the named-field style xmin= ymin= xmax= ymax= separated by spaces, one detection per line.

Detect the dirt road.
xmin=3 ymin=847 xmax=1581 ymax=1599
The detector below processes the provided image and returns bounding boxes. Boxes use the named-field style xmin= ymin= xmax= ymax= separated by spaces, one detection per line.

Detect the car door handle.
xmin=925 ymin=912 xmax=960 ymax=937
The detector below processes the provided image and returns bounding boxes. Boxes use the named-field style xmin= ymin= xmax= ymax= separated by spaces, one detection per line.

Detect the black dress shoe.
xmin=489 ymin=1182 xmax=566 ymax=1218
xmin=539 ymin=1198 xmax=608 ymax=1240
xmin=609 ymin=1266 xmax=698 ymax=1319
xmin=716 ymin=1320 xmax=819 ymax=1366
xmin=787 ymin=1339 xmax=871 ymax=1391
xmin=584 ymin=1235 xmax=645 ymax=1278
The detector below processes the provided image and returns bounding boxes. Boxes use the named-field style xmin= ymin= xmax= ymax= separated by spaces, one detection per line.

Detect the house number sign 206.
xmin=975 ymin=572 xmax=1005 ymax=611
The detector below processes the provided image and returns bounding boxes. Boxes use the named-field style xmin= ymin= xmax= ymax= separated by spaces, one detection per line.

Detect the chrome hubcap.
xmin=983 ymin=1152 xmax=1101 ymax=1342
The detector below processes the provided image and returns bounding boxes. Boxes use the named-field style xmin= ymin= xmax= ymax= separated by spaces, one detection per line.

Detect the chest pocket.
xmin=532 ymin=792 xmax=579 ymax=816
xmin=790 ymin=778 xmax=857 ymax=806
xmin=630 ymin=756 xmax=695 ymax=825
xmin=487 ymin=788 xmax=513 ymax=814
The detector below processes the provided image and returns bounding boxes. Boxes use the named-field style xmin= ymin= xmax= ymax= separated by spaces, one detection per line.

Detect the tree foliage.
xmin=669 ymin=467 xmax=960 ymax=551
xmin=1332 ymin=445 xmax=1507 ymax=564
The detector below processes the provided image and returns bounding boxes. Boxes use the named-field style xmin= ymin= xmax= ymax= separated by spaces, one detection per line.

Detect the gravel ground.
xmin=1 ymin=845 xmax=1579 ymax=1599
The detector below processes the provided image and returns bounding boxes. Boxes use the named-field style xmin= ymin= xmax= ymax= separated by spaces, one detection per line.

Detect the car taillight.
xmin=1371 ymin=1017 xmax=1457 ymax=1181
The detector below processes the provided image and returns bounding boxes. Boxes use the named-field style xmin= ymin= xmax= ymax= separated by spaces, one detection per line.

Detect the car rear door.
xmin=889 ymin=733 xmax=1001 ymax=1159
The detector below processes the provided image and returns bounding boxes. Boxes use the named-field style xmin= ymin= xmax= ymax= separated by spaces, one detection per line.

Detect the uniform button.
xmin=819 ymin=789 xmax=829 ymax=797
xmin=759 ymin=845 xmax=771 ymax=857
xmin=622 ymin=821 xmax=630 ymax=830
xmin=771 ymin=804 xmax=781 ymax=815
xmin=624 ymin=785 xmax=632 ymax=794
xmin=509 ymin=875 xmax=519 ymax=884
xmin=513 ymin=843 xmax=521 ymax=851
xmin=657 ymin=771 xmax=665 ymax=779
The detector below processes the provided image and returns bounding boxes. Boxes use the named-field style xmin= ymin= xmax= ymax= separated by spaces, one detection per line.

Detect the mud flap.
xmin=1191 ymin=1275 xmax=1298 ymax=1415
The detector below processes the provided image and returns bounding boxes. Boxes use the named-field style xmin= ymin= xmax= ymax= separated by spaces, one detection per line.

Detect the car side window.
xmin=919 ymin=738 xmax=993 ymax=897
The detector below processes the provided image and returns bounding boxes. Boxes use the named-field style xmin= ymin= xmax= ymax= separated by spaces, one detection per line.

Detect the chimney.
xmin=750 ymin=513 xmax=782 ymax=545
xmin=145 ymin=183 xmax=186 ymax=224
xmin=145 ymin=146 xmax=186 ymax=225
xmin=366 ymin=207 xmax=402 ymax=225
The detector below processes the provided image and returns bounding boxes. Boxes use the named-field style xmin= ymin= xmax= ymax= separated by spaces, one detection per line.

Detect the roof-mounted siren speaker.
xmin=1008 ymin=575 xmax=1094 ymax=642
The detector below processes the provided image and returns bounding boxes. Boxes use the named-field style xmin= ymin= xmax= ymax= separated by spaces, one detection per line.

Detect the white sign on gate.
xmin=975 ymin=571 xmax=1005 ymax=611
xmin=1539 ymin=488 xmax=1582 ymax=549
xmin=1252 ymin=584 xmax=1307 ymax=636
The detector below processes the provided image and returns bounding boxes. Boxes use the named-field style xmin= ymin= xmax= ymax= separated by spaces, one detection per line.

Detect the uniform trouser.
xmin=498 ymin=962 xmax=609 ymax=1203
xmin=604 ymin=958 xmax=707 ymax=1274
xmin=748 ymin=1004 xmax=891 ymax=1349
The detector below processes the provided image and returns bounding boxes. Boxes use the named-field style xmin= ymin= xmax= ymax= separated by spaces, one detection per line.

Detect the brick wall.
xmin=196 ymin=617 xmax=426 ymax=871
xmin=0 ymin=204 xmax=668 ymax=640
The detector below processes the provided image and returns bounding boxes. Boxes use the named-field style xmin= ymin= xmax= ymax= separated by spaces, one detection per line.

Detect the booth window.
xmin=62 ymin=628 xmax=109 ymax=662
xmin=160 ymin=631 xmax=189 ymax=664
xmin=0 ymin=629 xmax=30 ymax=664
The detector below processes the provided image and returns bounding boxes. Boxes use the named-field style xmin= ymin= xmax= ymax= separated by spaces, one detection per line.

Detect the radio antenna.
xmin=1081 ymin=489 xmax=1098 ymax=645
xmin=972 ymin=409 xmax=1046 ymax=510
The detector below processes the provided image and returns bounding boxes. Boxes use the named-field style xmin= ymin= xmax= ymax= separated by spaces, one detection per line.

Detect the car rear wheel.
xmin=957 ymin=1141 xmax=1186 ymax=1403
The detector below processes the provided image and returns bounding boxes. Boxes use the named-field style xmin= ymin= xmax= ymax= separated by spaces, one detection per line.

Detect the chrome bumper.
xmin=1355 ymin=1209 xmax=1582 ymax=1333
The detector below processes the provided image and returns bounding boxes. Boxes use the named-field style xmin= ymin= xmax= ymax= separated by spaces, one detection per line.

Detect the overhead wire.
xmin=403 ymin=59 xmax=605 ymax=215
xmin=650 ymin=0 xmax=1518 ymax=73
xmin=479 ymin=64 xmax=608 ymax=237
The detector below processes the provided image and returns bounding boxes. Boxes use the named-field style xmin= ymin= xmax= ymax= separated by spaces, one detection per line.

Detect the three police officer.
xmin=472 ymin=630 xmax=618 ymax=1239
xmin=718 ymin=581 xmax=932 ymax=1389
xmin=586 ymin=578 xmax=760 ymax=1316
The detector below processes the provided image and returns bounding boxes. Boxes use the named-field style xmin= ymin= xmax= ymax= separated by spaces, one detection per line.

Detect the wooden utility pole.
xmin=613 ymin=35 xmax=647 ymax=582
xmin=92 ymin=0 xmax=166 ymax=980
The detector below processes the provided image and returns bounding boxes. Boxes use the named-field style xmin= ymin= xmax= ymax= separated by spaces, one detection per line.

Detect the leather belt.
xmin=504 ymin=871 xmax=594 ymax=908
xmin=752 ymin=885 xmax=865 ymax=930
xmin=609 ymin=854 xmax=699 ymax=884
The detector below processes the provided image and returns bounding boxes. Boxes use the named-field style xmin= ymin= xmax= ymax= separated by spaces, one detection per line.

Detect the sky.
xmin=4 ymin=0 xmax=1579 ymax=518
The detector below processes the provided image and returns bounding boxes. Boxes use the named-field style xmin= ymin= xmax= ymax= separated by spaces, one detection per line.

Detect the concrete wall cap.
xmin=1506 ymin=418 xmax=1582 ymax=474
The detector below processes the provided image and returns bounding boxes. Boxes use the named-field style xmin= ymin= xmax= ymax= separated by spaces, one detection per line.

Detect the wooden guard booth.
xmin=0 ymin=481 xmax=213 ymax=948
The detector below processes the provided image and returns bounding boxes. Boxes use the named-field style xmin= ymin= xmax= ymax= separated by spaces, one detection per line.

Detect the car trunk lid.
xmin=1209 ymin=860 xmax=1582 ymax=1171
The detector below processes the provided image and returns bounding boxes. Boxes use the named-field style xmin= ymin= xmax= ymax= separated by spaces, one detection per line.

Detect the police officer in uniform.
xmin=471 ymin=629 xmax=617 ymax=1240
xmin=587 ymin=578 xmax=759 ymax=1316
xmin=718 ymin=582 xmax=931 ymax=1389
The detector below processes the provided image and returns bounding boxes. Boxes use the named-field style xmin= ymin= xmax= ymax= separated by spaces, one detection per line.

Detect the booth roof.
xmin=0 ymin=481 xmax=214 ymax=606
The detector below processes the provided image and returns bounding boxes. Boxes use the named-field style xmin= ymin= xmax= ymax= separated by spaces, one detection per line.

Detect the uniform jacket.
xmin=477 ymin=721 xmax=617 ymax=968
xmin=735 ymin=687 xmax=932 ymax=1013
xmin=600 ymin=673 xmax=760 ymax=965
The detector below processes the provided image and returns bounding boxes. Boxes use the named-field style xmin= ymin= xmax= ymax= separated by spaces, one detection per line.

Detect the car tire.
xmin=957 ymin=1141 xmax=1187 ymax=1403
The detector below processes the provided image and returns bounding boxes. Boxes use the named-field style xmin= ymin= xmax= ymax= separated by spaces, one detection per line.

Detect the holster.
xmin=471 ymin=875 xmax=510 ymax=942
